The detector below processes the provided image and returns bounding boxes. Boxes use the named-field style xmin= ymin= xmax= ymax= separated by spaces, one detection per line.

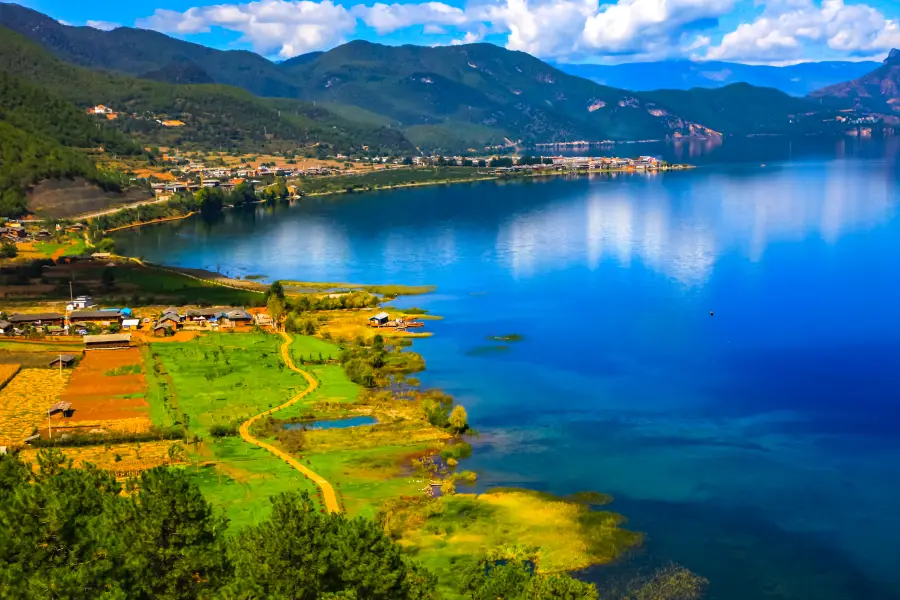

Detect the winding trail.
xmin=238 ymin=331 xmax=341 ymax=513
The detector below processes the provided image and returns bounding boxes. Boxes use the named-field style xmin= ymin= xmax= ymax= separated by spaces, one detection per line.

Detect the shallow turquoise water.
xmin=117 ymin=139 xmax=900 ymax=599
xmin=283 ymin=416 xmax=377 ymax=430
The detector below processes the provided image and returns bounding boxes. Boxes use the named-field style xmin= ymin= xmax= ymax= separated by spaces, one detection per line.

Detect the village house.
xmin=254 ymin=313 xmax=273 ymax=327
xmin=8 ymin=312 xmax=65 ymax=327
xmin=83 ymin=333 xmax=131 ymax=350
xmin=186 ymin=308 xmax=221 ymax=322
xmin=121 ymin=318 xmax=141 ymax=330
xmin=369 ymin=312 xmax=390 ymax=327
xmin=69 ymin=310 xmax=122 ymax=326
xmin=0 ymin=320 xmax=12 ymax=335
xmin=66 ymin=296 xmax=94 ymax=311
xmin=222 ymin=309 xmax=253 ymax=324
xmin=88 ymin=105 xmax=114 ymax=116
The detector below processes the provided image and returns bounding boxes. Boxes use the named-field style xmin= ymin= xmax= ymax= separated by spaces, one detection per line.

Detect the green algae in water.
xmin=486 ymin=333 xmax=525 ymax=342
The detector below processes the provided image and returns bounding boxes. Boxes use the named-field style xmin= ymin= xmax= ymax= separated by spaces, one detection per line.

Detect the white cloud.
xmin=86 ymin=20 xmax=122 ymax=31
xmin=582 ymin=0 xmax=735 ymax=54
xmin=705 ymin=0 xmax=900 ymax=62
xmin=354 ymin=2 xmax=468 ymax=34
xmin=136 ymin=0 xmax=356 ymax=58
xmin=450 ymin=28 xmax=484 ymax=45
xmin=133 ymin=0 xmax=900 ymax=63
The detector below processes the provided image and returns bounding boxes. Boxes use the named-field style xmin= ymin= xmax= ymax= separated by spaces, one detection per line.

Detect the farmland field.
xmin=59 ymin=348 xmax=150 ymax=432
xmin=145 ymin=332 xmax=309 ymax=434
xmin=19 ymin=440 xmax=185 ymax=473
xmin=0 ymin=368 xmax=70 ymax=444
xmin=0 ymin=364 xmax=20 ymax=390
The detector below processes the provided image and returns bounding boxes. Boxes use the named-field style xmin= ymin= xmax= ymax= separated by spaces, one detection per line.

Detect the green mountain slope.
xmin=0 ymin=2 xmax=300 ymax=97
xmin=0 ymin=73 xmax=138 ymax=216
xmin=281 ymin=40 xmax=697 ymax=147
xmin=0 ymin=27 xmax=413 ymax=154
xmin=639 ymin=83 xmax=818 ymax=135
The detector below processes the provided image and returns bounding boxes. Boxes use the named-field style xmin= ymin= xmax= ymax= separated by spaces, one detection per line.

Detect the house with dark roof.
xmin=8 ymin=313 xmax=64 ymax=326
xmin=70 ymin=310 xmax=122 ymax=325
xmin=0 ymin=320 xmax=12 ymax=334
xmin=223 ymin=309 xmax=252 ymax=323
xmin=186 ymin=308 xmax=220 ymax=321
xmin=83 ymin=333 xmax=131 ymax=350
xmin=49 ymin=355 xmax=77 ymax=368
xmin=369 ymin=312 xmax=390 ymax=326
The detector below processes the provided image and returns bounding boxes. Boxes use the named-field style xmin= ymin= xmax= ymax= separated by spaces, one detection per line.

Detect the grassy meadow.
xmin=139 ymin=330 xmax=642 ymax=596
xmin=146 ymin=332 xmax=308 ymax=434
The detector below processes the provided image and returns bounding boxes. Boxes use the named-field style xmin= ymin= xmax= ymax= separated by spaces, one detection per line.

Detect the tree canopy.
xmin=0 ymin=451 xmax=439 ymax=600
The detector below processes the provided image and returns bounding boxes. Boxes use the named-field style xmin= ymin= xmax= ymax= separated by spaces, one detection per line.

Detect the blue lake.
xmin=283 ymin=416 xmax=377 ymax=430
xmin=116 ymin=138 xmax=900 ymax=599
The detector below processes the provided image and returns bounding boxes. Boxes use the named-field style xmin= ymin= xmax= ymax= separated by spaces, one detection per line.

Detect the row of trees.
xmin=1 ymin=451 xmax=604 ymax=599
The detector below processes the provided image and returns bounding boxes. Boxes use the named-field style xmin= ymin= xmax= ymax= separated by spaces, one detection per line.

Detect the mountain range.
xmin=0 ymin=1 xmax=882 ymax=151
xmin=809 ymin=49 xmax=900 ymax=114
xmin=1 ymin=1 xmax=897 ymax=166
xmin=556 ymin=60 xmax=879 ymax=97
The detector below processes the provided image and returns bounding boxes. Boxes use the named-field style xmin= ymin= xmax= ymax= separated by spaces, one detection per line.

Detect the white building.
xmin=66 ymin=296 xmax=94 ymax=311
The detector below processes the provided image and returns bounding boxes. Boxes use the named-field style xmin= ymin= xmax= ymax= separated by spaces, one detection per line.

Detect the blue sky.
xmin=16 ymin=0 xmax=900 ymax=64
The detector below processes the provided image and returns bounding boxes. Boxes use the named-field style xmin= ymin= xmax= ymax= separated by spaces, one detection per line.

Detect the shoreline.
xmin=103 ymin=211 xmax=197 ymax=233
xmin=103 ymin=164 xmax=692 ymax=234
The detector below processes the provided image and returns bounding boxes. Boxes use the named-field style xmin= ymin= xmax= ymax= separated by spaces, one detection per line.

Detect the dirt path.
xmin=238 ymin=331 xmax=341 ymax=513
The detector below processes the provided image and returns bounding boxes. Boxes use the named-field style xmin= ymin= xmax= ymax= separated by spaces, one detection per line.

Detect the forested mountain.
xmin=280 ymin=40 xmax=704 ymax=147
xmin=0 ymin=2 xmax=300 ymax=97
xmin=639 ymin=83 xmax=822 ymax=135
xmin=2 ymin=2 xmax=861 ymax=149
xmin=808 ymin=49 xmax=900 ymax=113
xmin=0 ymin=73 xmax=140 ymax=215
xmin=558 ymin=60 xmax=879 ymax=97
xmin=0 ymin=27 xmax=413 ymax=154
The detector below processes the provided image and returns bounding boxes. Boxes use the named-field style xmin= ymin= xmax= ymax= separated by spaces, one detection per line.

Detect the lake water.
xmin=116 ymin=138 xmax=900 ymax=600
xmin=283 ymin=416 xmax=377 ymax=430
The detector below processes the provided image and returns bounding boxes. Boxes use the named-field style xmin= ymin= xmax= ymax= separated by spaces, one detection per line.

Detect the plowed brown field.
xmin=59 ymin=349 xmax=151 ymax=431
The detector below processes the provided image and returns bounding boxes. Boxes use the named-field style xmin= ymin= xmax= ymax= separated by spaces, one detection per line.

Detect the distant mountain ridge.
xmin=556 ymin=60 xmax=879 ymax=97
xmin=0 ymin=3 xmax=302 ymax=97
xmin=0 ymin=2 xmax=878 ymax=149
xmin=809 ymin=48 xmax=900 ymax=114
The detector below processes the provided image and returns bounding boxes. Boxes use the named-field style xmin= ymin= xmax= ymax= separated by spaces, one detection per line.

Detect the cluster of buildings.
xmin=0 ymin=297 xmax=139 ymax=336
xmin=87 ymin=104 xmax=183 ymax=127
xmin=151 ymin=306 xmax=268 ymax=336
xmin=1 ymin=298 xmax=274 ymax=340
xmin=546 ymin=155 xmax=661 ymax=169
xmin=0 ymin=221 xmax=85 ymax=244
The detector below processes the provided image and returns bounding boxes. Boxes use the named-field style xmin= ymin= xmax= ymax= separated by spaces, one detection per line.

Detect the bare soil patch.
xmin=27 ymin=178 xmax=152 ymax=219
xmin=60 ymin=349 xmax=150 ymax=427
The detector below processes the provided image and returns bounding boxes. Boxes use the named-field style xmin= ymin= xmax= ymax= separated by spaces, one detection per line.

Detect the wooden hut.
xmin=48 ymin=355 xmax=77 ymax=368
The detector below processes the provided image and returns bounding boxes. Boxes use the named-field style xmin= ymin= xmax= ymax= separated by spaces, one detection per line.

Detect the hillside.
xmin=639 ymin=83 xmax=821 ymax=135
xmin=0 ymin=73 xmax=139 ymax=216
xmin=281 ymin=40 xmax=700 ymax=147
xmin=0 ymin=27 xmax=413 ymax=155
xmin=809 ymin=49 xmax=900 ymax=114
xmin=559 ymin=60 xmax=879 ymax=97
xmin=0 ymin=2 xmax=300 ymax=97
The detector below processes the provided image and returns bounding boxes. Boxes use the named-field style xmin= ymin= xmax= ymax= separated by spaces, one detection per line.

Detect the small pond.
xmin=283 ymin=416 xmax=377 ymax=430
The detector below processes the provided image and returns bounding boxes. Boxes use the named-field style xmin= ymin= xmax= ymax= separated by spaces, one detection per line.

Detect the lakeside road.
xmin=77 ymin=195 xmax=172 ymax=221
xmin=238 ymin=330 xmax=341 ymax=513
